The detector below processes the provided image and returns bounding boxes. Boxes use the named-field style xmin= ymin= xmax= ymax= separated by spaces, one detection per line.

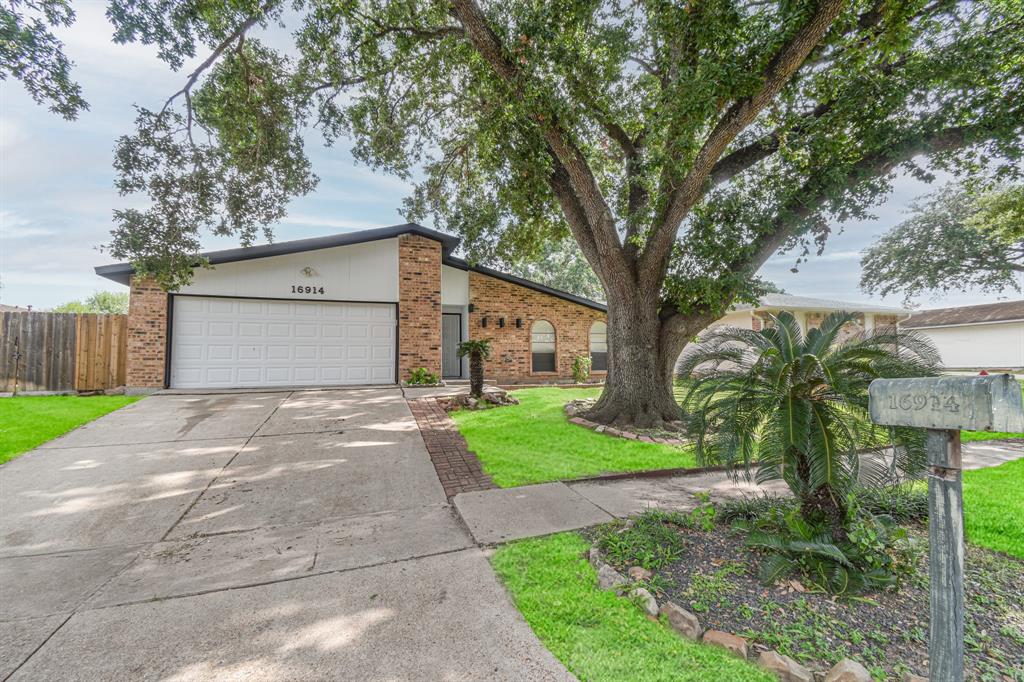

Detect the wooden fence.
xmin=0 ymin=312 xmax=128 ymax=393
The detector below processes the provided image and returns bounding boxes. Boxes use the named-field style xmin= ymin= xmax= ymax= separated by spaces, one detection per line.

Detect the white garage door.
xmin=170 ymin=296 xmax=396 ymax=388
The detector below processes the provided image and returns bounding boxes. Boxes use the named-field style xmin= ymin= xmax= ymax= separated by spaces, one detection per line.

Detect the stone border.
xmin=565 ymin=403 xmax=690 ymax=447
xmin=407 ymin=397 xmax=497 ymax=499
xmin=587 ymin=542 xmax=898 ymax=682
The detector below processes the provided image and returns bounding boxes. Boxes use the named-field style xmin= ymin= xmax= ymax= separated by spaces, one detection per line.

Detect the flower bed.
xmin=583 ymin=507 xmax=1023 ymax=681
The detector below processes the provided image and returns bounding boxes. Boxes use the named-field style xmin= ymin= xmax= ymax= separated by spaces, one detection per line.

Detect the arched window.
xmin=589 ymin=321 xmax=607 ymax=372
xmin=531 ymin=320 xmax=556 ymax=372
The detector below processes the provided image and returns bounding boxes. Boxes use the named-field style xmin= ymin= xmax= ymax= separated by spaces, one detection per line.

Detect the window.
xmin=531 ymin=320 xmax=556 ymax=372
xmin=589 ymin=321 xmax=607 ymax=372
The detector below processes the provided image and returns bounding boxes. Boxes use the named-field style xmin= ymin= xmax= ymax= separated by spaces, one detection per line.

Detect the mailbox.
xmin=868 ymin=374 xmax=1024 ymax=433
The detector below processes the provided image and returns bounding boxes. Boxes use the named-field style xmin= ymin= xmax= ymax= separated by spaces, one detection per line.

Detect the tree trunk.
xmin=469 ymin=352 xmax=484 ymax=398
xmin=583 ymin=290 xmax=684 ymax=429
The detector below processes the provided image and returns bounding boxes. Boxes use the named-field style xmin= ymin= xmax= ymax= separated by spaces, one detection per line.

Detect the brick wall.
xmin=467 ymin=272 xmax=606 ymax=383
xmin=398 ymin=235 xmax=442 ymax=380
xmin=126 ymin=276 xmax=168 ymax=389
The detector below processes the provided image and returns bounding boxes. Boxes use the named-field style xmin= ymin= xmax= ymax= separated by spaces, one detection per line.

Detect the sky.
xmin=1 ymin=3 xmax=1020 ymax=312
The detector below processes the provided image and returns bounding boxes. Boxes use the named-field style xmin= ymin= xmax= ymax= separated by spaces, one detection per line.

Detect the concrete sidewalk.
xmin=0 ymin=388 xmax=572 ymax=681
xmin=452 ymin=440 xmax=1024 ymax=544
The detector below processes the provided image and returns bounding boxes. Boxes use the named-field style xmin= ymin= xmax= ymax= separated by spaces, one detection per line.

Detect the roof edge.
xmin=442 ymin=257 xmax=607 ymax=312
xmin=94 ymin=223 xmax=459 ymax=286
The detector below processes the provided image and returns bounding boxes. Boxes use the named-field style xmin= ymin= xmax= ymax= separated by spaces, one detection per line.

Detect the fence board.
xmin=0 ymin=312 xmax=126 ymax=393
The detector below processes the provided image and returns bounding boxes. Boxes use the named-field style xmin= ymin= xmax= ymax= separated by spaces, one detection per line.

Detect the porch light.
xmin=516 ymin=318 xmax=522 ymax=328
xmin=499 ymin=318 xmax=505 ymax=328
xmin=481 ymin=317 xmax=488 ymax=327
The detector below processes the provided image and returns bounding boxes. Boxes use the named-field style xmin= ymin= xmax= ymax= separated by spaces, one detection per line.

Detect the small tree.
xmin=53 ymin=291 xmax=129 ymax=314
xmin=457 ymin=339 xmax=492 ymax=398
xmin=679 ymin=312 xmax=939 ymax=538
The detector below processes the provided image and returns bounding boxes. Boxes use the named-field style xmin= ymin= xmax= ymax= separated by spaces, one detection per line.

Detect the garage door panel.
xmin=171 ymin=297 xmax=395 ymax=388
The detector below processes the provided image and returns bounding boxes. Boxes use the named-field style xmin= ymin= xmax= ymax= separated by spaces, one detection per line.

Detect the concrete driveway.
xmin=0 ymin=389 xmax=571 ymax=681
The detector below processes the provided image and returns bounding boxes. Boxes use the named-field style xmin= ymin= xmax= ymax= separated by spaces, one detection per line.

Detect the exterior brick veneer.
xmin=468 ymin=272 xmax=606 ymax=384
xmin=126 ymin=276 xmax=168 ymax=389
xmin=398 ymin=234 xmax=443 ymax=381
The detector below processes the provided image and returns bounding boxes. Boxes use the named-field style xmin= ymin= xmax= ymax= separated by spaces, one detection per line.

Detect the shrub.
xmin=572 ymin=355 xmax=592 ymax=383
xmin=718 ymin=493 xmax=796 ymax=524
xmin=737 ymin=502 xmax=923 ymax=595
xmin=406 ymin=367 xmax=440 ymax=385
xmin=852 ymin=485 xmax=929 ymax=523
xmin=596 ymin=510 xmax=689 ymax=570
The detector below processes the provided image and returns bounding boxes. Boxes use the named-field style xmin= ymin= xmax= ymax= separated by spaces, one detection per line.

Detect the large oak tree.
xmin=8 ymin=0 xmax=1024 ymax=427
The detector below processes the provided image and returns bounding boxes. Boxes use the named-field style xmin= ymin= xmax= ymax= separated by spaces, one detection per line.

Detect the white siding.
xmin=441 ymin=265 xmax=469 ymax=305
xmin=178 ymin=239 xmax=399 ymax=302
xmin=914 ymin=321 xmax=1024 ymax=370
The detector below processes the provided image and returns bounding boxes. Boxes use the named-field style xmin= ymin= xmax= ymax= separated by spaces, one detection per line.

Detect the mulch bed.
xmin=645 ymin=524 xmax=1023 ymax=680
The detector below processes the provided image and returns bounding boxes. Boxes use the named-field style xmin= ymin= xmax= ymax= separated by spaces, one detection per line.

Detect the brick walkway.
xmin=408 ymin=398 xmax=496 ymax=499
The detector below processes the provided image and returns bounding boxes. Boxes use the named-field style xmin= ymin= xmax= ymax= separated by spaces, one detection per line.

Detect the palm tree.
xmin=457 ymin=339 xmax=492 ymax=398
xmin=678 ymin=311 xmax=939 ymax=537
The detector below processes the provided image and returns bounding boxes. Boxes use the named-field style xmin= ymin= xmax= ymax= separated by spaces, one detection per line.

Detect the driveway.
xmin=0 ymin=389 xmax=571 ymax=681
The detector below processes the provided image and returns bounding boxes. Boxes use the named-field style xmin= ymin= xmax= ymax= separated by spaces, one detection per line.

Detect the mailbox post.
xmin=868 ymin=374 xmax=1024 ymax=682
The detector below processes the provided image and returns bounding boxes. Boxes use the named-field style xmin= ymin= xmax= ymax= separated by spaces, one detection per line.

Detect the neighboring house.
xmin=714 ymin=294 xmax=909 ymax=335
xmin=0 ymin=304 xmax=33 ymax=312
xmin=899 ymin=300 xmax=1024 ymax=371
xmin=96 ymin=224 xmax=608 ymax=392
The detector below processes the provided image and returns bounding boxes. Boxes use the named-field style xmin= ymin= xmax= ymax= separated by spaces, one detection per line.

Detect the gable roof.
xmin=95 ymin=223 xmax=607 ymax=312
xmin=900 ymin=300 xmax=1024 ymax=328
xmin=734 ymin=293 xmax=908 ymax=314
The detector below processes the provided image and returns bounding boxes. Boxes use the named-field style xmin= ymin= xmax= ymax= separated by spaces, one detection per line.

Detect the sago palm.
xmin=457 ymin=339 xmax=492 ymax=398
xmin=678 ymin=311 xmax=939 ymax=537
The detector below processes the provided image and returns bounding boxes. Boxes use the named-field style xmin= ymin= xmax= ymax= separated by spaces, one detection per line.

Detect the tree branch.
xmin=448 ymin=0 xmax=626 ymax=267
xmin=731 ymin=122 xmax=1000 ymax=280
xmin=161 ymin=7 xmax=272 ymax=116
xmin=641 ymin=0 xmax=847 ymax=283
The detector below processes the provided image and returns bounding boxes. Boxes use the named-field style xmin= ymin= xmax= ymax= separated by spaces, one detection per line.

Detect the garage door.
xmin=170 ymin=296 xmax=396 ymax=388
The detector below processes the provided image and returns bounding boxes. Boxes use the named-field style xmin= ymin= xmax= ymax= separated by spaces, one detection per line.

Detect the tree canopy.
xmin=861 ymin=182 xmax=1024 ymax=301
xmin=52 ymin=291 xmax=130 ymax=314
xmin=6 ymin=0 xmax=1023 ymax=424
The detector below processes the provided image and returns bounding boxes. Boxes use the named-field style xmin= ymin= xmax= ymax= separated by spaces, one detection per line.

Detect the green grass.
xmin=962 ymin=457 xmax=1024 ymax=558
xmin=0 ymin=395 xmax=141 ymax=463
xmin=491 ymin=533 xmax=772 ymax=682
xmin=961 ymin=429 xmax=1024 ymax=442
xmin=452 ymin=387 xmax=694 ymax=487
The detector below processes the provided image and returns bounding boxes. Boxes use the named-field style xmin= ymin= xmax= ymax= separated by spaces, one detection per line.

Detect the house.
xmin=714 ymin=293 xmax=909 ymax=335
xmin=96 ymin=224 xmax=608 ymax=392
xmin=899 ymin=300 xmax=1024 ymax=371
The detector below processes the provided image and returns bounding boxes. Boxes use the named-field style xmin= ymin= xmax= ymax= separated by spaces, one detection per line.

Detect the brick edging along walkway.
xmin=408 ymin=398 xmax=496 ymax=499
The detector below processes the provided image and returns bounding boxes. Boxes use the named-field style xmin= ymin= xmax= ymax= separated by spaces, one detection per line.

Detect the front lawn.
xmin=452 ymin=387 xmax=694 ymax=487
xmin=963 ymin=457 xmax=1024 ymax=558
xmin=0 ymin=395 xmax=141 ymax=463
xmin=492 ymin=533 xmax=771 ymax=682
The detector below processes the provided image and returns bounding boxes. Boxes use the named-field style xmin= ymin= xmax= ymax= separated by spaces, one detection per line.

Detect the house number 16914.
xmin=888 ymin=393 xmax=961 ymax=413
xmin=292 ymin=285 xmax=325 ymax=295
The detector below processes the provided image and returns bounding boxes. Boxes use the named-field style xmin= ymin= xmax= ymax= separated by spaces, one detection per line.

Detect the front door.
xmin=441 ymin=313 xmax=462 ymax=378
